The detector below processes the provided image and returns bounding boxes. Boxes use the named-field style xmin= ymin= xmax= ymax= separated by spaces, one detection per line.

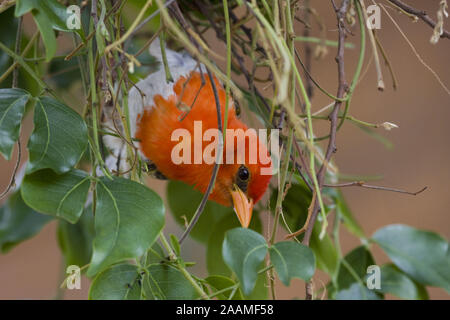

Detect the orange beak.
xmin=230 ymin=184 xmax=254 ymax=228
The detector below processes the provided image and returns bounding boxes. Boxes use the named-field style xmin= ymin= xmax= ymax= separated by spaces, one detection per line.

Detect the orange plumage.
xmin=103 ymin=39 xmax=272 ymax=227
xmin=136 ymin=72 xmax=272 ymax=210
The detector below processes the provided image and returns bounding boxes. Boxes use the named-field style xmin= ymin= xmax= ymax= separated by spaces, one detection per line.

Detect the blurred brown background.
xmin=0 ymin=0 xmax=449 ymax=299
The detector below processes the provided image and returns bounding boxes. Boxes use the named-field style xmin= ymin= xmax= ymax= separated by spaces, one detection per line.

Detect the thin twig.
xmin=303 ymin=0 xmax=351 ymax=246
xmin=0 ymin=31 xmax=39 ymax=85
xmin=324 ymin=181 xmax=428 ymax=196
xmin=12 ymin=16 xmax=23 ymax=88
xmin=302 ymin=0 xmax=351 ymax=300
xmin=104 ymin=0 xmax=153 ymax=53
xmin=131 ymin=0 xmax=176 ymax=38
xmin=162 ymin=0 xmax=224 ymax=245
xmin=302 ymin=0 xmax=313 ymax=100
xmin=179 ymin=68 xmax=223 ymax=245
xmin=64 ymin=1 xmax=124 ymax=61
xmin=380 ymin=2 xmax=450 ymax=96
xmin=387 ymin=0 xmax=450 ymax=39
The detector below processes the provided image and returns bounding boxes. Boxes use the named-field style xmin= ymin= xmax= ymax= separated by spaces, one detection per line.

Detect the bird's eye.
xmin=238 ymin=166 xmax=250 ymax=181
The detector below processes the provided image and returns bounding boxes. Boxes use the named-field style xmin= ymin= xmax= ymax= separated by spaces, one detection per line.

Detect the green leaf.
xmin=27 ymin=96 xmax=88 ymax=174
xmin=333 ymin=189 xmax=366 ymax=239
xmin=222 ymin=228 xmax=268 ymax=295
xmin=21 ymin=169 xmax=90 ymax=223
xmin=205 ymin=275 xmax=243 ymax=300
xmin=246 ymin=272 xmax=268 ymax=300
xmin=15 ymin=0 xmax=81 ymax=61
xmin=58 ymin=205 xmax=95 ymax=267
xmin=270 ymin=181 xmax=339 ymax=281
xmin=15 ymin=0 xmax=80 ymax=32
xmin=207 ymin=212 xmax=262 ymax=276
xmin=0 ymin=88 xmax=30 ymax=159
xmin=89 ymin=263 xmax=141 ymax=300
xmin=337 ymin=246 xmax=375 ymax=290
xmin=335 ymin=282 xmax=381 ymax=300
xmin=328 ymin=245 xmax=382 ymax=300
xmin=167 ymin=180 xmax=230 ymax=243
xmin=14 ymin=0 xmax=36 ymax=17
xmin=144 ymin=264 xmax=199 ymax=300
xmin=269 ymin=182 xmax=312 ymax=242
xmin=376 ymin=264 xmax=428 ymax=300
xmin=142 ymin=242 xmax=166 ymax=266
xmin=0 ymin=190 xmax=52 ymax=253
xmin=32 ymin=8 xmax=57 ymax=62
xmin=310 ymin=222 xmax=339 ymax=280
xmin=372 ymin=224 xmax=450 ymax=292
xmin=269 ymin=241 xmax=315 ymax=286
xmin=87 ymin=177 xmax=165 ymax=276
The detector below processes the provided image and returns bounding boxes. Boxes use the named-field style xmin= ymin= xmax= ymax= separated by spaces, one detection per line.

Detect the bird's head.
xmin=209 ymin=121 xmax=272 ymax=228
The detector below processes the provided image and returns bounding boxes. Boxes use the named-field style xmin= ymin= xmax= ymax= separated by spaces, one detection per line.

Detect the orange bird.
xmin=103 ymin=39 xmax=272 ymax=228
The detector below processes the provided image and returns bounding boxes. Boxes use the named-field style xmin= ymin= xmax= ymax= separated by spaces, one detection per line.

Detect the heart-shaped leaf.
xmin=376 ymin=264 xmax=428 ymax=300
xmin=372 ymin=224 xmax=450 ymax=292
xmin=222 ymin=228 xmax=267 ymax=295
xmin=269 ymin=241 xmax=315 ymax=286
xmin=207 ymin=212 xmax=262 ymax=276
xmin=337 ymin=245 xmax=375 ymax=290
xmin=143 ymin=264 xmax=199 ymax=300
xmin=27 ymin=96 xmax=88 ymax=174
xmin=0 ymin=88 xmax=30 ymax=159
xmin=87 ymin=177 xmax=165 ymax=276
xmin=0 ymin=190 xmax=52 ymax=252
xmin=21 ymin=169 xmax=90 ymax=223
xmin=270 ymin=181 xmax=339 ymax=281
xmin=89 ymin=263 xmax=141 ymax=300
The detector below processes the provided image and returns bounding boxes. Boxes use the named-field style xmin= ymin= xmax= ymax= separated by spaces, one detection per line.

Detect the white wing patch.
xmin=128 ymin=39 xmax=203 ymax=137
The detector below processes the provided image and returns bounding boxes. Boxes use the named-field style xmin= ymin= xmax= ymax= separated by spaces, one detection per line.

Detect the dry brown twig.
xmin=387 ymin=0 xmax=450 ymax=40
xmin=300 ymin=0 xmax=351 ymax=300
